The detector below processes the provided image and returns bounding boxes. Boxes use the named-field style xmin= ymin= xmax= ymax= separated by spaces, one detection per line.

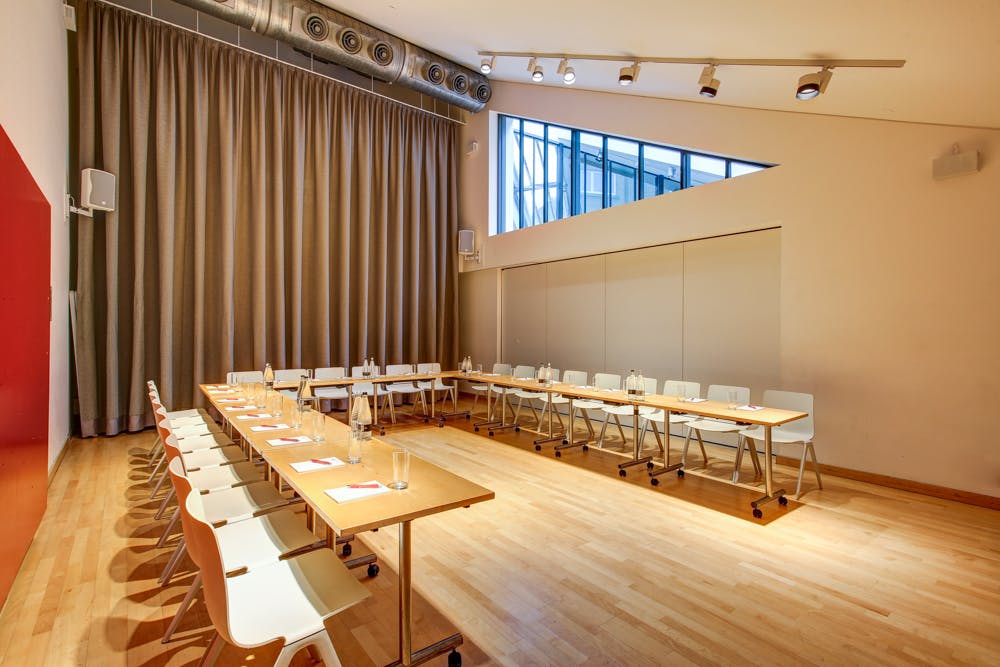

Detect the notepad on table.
xmin=207 ymin=389 xmax=235 ymax=394
xmin=217 ymin=398 xmax=245 ymax=403
xmin=735 ymin=405 xmax=765 ymax=411
xmin=290 ymin=456 xmax=346 ymax=473
xmin=266 ymin=435 xmax=313 ymax=446
xmin=224 ymin=405 xmax=253 ymax=411
xmin=250 ymin=423 xmax=291 ymax=432
xmin=681 ymin=397 xmax=707 ymax=403
xmin=325 ymin=480 xmax=392 ymax=503
xmin=235 ymin=412 xmax=272 ymax=421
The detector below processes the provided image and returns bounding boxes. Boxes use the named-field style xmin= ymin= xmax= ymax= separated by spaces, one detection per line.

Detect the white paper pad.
xmin=681 ymin=397 xmax=707 ymax=403
xmin=266 ymin=435 xmax=313 ymax=446
xmin=207 ymin=389 xmax=235 ymax=395
xmin=250 ymin=423 xmax=291 ymax=432
xmin=235 ymin=413 xmax=272 ymax=421
xmin=224 ymin=406 xmax=253 ymax=411
xmin=735 ymin=405 xmax=765 ymax=411
xmin=217 ymin=398 xmax=245 ymax=403
xmin=290 ymin=456 xmax=346 ymax=473
xmin=325 ymin=480 xmax=392 ymax=503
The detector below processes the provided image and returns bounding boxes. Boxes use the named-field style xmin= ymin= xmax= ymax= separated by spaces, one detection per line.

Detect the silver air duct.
xmin=172 ymin=0 xmax=491 ymax=112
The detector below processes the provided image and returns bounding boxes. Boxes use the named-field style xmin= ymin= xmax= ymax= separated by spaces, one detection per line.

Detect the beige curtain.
xmin=75 ymin=0 xmax=459 ymax=437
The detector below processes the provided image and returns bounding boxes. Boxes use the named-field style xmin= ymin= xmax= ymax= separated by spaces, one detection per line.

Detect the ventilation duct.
xmin=172 ymin=0 xmax=491 ymax=112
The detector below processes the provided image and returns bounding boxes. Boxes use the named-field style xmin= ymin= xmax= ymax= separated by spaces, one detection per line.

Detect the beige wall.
xmin=0 ymin=0 xmax=71 ymax=470
xmin=458 ymin=81 xmax=1000 ymax=497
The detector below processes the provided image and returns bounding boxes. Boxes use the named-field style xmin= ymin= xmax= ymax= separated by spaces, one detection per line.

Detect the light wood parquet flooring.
xmin=1 ymin=400 xmax=998 ymax=666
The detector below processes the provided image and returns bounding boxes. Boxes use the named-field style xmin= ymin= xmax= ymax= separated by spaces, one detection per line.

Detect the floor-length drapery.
xmin=75 ymin=0 xmax=459 ymax=436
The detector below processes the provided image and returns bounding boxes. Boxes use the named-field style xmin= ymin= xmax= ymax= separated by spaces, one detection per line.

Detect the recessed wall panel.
xmin=545 ymin=255 xmax=605 ymax=378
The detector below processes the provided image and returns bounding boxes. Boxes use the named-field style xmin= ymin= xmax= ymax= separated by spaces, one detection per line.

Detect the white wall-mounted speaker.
xmin=458 ymin=229 xmax=475 ymax=255
xmin=81 ymin=168 xmax=116 ymax=211
xmin=932 ymin=148 xmax=980 ymax=181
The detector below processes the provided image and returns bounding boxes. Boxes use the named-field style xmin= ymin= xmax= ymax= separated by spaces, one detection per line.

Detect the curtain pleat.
xmin=75 ymin=0 xmax=459 ymax=436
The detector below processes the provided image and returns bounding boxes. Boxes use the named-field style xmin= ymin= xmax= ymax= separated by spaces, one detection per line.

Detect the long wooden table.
xmin=201 ymin=384 xmax=494 ymax=667
xmin=445 ymin=372 xmax=808 ymax=517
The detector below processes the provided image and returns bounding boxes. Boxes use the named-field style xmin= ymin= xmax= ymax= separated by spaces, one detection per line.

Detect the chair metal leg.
xmin=162 ymin=571 xmax=202 ymax=643
xmin=149 ymin=465 xmax=171 ymax=499
xmin=154 ymin=487 xmax=176 ymax=520
xmin=597 ymin=416 xmax=609 ymax=448
xmin=613 ymin=414 xmax=627 ymax=445
xmin=159 ymin=538 xmax=186 ymax=586
xmin=156 ymin=508 xmax=180 ymax=548
xmin=198 ymin=631 xmax=224 ymax=667
xmin=147 ymin=451 xmax=167 ymax=483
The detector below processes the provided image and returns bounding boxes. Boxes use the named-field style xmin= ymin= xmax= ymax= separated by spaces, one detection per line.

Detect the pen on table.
xmin=279 ymin=437 xmax=302 ymax=442
xmin=349 ymin=483 xmax=380 ymax=489
xmin=310 ymin=458 xmax=332 ymax=465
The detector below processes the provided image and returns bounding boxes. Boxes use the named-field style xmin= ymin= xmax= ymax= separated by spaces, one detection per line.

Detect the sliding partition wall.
xmin=499 ymin=228 xmax=781 ymax=435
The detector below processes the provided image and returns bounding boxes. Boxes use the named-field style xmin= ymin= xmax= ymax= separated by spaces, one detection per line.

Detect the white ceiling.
xmin=316 ymin=0 xmax=1000 ymax=129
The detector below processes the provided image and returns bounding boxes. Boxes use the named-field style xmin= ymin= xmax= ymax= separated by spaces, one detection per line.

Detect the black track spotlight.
xmin=698 ymin=65 xmax=720 ymax=98
xmin=796 ymin=67 xmax=833 ymax=100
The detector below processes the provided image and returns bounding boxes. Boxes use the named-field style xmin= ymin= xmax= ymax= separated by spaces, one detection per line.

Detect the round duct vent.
xmin=474 ymin=83 xmax=492 ymax=104
xmin=425 ymin=63 xmax=445 ymax=85
xmin=370 ymin=41 xmax=394 ymax=67
xmin=303 ymin=14 xmax=329 ymax=42
xmin=451 ymin=73 xmax=470 ymax=94
xmin=338 ymin=28 xmax=362 ymax=54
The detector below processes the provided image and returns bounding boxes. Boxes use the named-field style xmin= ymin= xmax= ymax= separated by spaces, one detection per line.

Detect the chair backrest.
xmin=227 ymin=370 xmax=263 ymax=384
xmin=562 ymin=370 xmax=587 ymax=385
xmin=513 ymin=365 xmax=535 ymax=379
xmin=706 ymin=384 xmax=750 ymax=404
xmin=594 ymin=373 xmax=621 ymax=390
xmin=314 ymin=366 xmax=346 ymax=380
xmin=762 ymin=390 xmax=815 ymax=439
xmin=641 ymin=376 xmax=658 ymax=395
xmin=385 ymin=363 xmax=412 ymax=376
xmin=349 ymin=366 xmax=375 ymax=394
xmin=493 ymin=363 xmax=512 ymax=375
xmin=417 ymin=362 xmax=441 ymax=374
xmin=663 ymin=380 xmax=701 ymax=399
xmin=181 ymin=492 xmax=238 ymax=647
xmin=274 ymin=368 xmax=308 ymax=382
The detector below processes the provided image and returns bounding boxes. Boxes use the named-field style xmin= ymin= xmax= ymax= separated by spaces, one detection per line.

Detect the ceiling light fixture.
xmin=796 ymin=67 xmax=833 ymax=100
xmin=480 ymin=56 xmax=495 ymax=75
xmin=527 ymin=57 xmax=544 ymax=82
xmin=557 ymin=58 xmax=576 ymax=84
xmin=618 ymin=62 xmax=640 ymax=86
xmin=698 ymin=65 xmax=720 ymax=98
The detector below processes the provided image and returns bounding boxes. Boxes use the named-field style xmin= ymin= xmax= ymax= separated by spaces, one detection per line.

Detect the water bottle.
xmin=545 ymin=363 xmax=554 ymax=388
xmin=626 ymin=369 xmax=638 ymax=400
xmin=369 ymin=357 xmax=378 ymax=377
xmin=263 ymin=362 xmax=274 ymax=392
xmin=295 ymin=374 xmax=312 ymax=427
xmin=636 ymin=369 xmax=645 ymax=400
xmin=356 ymin=395 xmax=372 ymax=441
xmin=362 ymin=357 xmax=370 ymax=378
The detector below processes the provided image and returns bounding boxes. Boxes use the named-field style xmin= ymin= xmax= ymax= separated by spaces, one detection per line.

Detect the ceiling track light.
xmin=618 ymin=62 xmax=640 ymax=86
xmin=698 ymin=64 xmax=720 ymax=98
xmin=796 ymin=66 xmax=833 ymax=100
xmin=480 ymin=55 xmax=495 ymax=75
xmin=527 ymin=57 xmax=544 ymax=82
xmin=557 ymin=58 xmax=576 ymax=84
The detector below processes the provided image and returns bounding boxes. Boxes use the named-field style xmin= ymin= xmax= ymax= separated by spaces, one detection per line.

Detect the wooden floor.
xmin=1 ymin=401 xmax=998 ymax=666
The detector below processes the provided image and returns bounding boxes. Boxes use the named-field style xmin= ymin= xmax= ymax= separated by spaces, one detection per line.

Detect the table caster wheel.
xmin=474 ymin=426 xmax=480 ymax=432
xmin=448 ymin=649 xmax=462 ymax=667
xmin=514 ymin=426 xmax=520 ymax=432
xmin=778 ymin=496 xmax=788 ymax=506
xmin=367 ymin=563 xmax=380 ymax=577
xmin=342 ymin=543 xmax=352 ymax=557
xmin=465 ymin=414 xmax=470 ymax=420
xmin=438 ymin=420 xmax=445 ymax=428
xmin=618 ymin=469 xmax=627 ymax=478
xmin=488 ymin=431 xmax=494 ymax=437
xmin=677 ymin=469 xmax=685 ymax=478
xmin=646 ymin=461 xmax=654 ymax=470
xmin=534 ymin=445 xmax=541 ymax=451
xmin=582 ymin=445 xmax=589 ymax=452
xmin=555 ymin=451 xmax=562 ymax=458
xmin=752 ymin=508 xmax=763 ymax=519
xmin=651 ymin=477 xmax=660 ymax=487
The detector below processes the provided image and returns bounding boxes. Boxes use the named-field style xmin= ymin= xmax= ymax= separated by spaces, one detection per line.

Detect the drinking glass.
xmin=254 ymin=383 xmax=267 ymax=409
xmin=310 ymin=409 xmax=325 ymax=442
xmin=391 ymin=450 xmax=410 ymax=490
xmin=347 ymin=434 xmax=362 ymax=464
xmin=728 ymin=390 xmax=739 ymax=409
xmin=476 ymin=363 xmax=483 ymax=374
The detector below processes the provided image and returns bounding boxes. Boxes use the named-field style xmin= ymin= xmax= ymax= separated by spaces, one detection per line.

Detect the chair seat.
xmin=642 ymin=409 xmax=694 ymax=424
xmin=201 ymin=480 xmax=291 ymax=526
xmin=173 ymin=422 xmax=224 ymax=439
xmin=386 ymin=383 xmax=423 ymax=393
xmin=417 ymin=379 xmax=452 ymax=391
xmin=738 ymin=425 xmax=812 ymax=444
xmin=215 ymin=508 xmax=319 ymax=573
xmin=314 ymin=387 xmax=349 ymax=399
xmin=166 ymin=407 xmax=209 ymax=420
xmin=513 ymin=388 xmax=547 ymax=399
xmin=181 ymin=445 xmax=248 ymax=470
xmin=687 ymin=418 xmax=742 ymax=433
xmin=225 ymin=548 xmax=371 ymax=647
xmin=469 ymin=383 xmax=488 ymax=391
xmin=167 ymin=415 xmax=215 ymax=428
xmin=573 ymin=400 xmax=605 ymax=411
xmin=601 ymin=403 xmax=639 ymax=416
xmin=176 ymin=432 xmax=235 ymax=452
xmin=186 ymin=461 xmax=263 ymax=492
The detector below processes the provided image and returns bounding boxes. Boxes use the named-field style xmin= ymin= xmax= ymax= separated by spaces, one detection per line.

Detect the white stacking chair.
xmin=349 ymin=365 xmax=377 ymax=417
xmin=509 ymin=364 xmax=542 ymax=424
xmin=161 ymin=459 xmax=323 ymax=644
xmin=570 ymin=372 xmax=622 ymax=445
xmin=640 ymin=380 xmax=703 ymax=461
xmin=597 ymin=376 xmax=657 ymax=449
xmin=737 ymin=390 xmax=819 ymax=498
xmin=416 ymin=362 xmax=457 ymax=412
xmin=227 ymin=370 xmax=264 ymax=385
xmin=682 ymin=384 xmax=751 ymax=467
xmin=274 ymin=368 xmax=309 ymax=398
xmin=470 ymin=363 xmax=511 ymax=416
xmin=514 ymin=366 xmax=561 ymax=428
xmin=383 ymin=363 xmax=428 ymax=422
xmin=547 ymin=370 xmax=592 ymax=438
xmin=313 ymin=367 xmax=349 ymax=412
xmin=180 ymin=491 xmax=370 ymax=667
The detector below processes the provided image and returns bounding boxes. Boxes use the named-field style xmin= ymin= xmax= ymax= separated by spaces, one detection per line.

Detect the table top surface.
xmin=201 ymin=385 xmax=495 ymax=535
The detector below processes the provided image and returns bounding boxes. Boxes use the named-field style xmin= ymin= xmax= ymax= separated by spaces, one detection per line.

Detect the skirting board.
xmin=47 ymin=437 xmax=72 ymax=488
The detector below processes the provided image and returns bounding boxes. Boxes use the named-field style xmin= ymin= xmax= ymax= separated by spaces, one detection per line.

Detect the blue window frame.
xmin=496 ymin=114 xmax=772 ymax=234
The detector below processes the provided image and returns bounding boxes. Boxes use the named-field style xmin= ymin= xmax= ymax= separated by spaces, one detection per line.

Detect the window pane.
xmin=730 ymin=161 xmax=764 ymax=177
xmin=642 ymin=145 xmax=681 ymax=197
xmin=689 ymin=154 xmax=726 ymax=186
xmin=607 ymin=138 xmax=638 ymax=206
xmin=577 ymin=132 xmax=604 ymax=213
xmin=521 ymin=121 xmax=546 ymax=228
xmin=546 ymin=126 xmax=572 ymax=222
xmin=499 ymin=116 xmax=521 ymax=233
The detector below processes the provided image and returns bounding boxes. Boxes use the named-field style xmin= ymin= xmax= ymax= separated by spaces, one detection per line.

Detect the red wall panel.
xmin=0 ymin=123 xmax=51 ymax=606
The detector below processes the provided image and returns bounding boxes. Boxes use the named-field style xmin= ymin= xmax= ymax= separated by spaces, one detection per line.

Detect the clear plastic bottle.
xmin=545 ymin=363 xmax=554 ymax=388
xmin=635 ymin=369 xmax=645 ymax=400
xmin=626 ymin=369 xmax=638 ymax=400
xmin=263 ymin=362 xmax=274 ymax=392
xmin=356 ymin=395 xmax=372 ymax=441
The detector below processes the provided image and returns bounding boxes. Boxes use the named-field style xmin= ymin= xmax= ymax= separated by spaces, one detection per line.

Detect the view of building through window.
xmin=497 ymin=114 xmax=772 ymax=234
